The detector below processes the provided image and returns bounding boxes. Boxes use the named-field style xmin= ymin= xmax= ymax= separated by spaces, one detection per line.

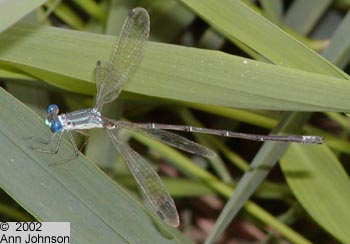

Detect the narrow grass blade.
xmin=259 ymin=0 xmax=283 ymax=25
xmin=284 ymin=0 xmax=332 ymax=35
xmin=281 ymin=145 xmax=350 ymax=243
xmin=322 ymin=10 xmax=350 ymax=69
xmin=1 ymin=24 xmax=350 ymax=111
xmin=179 ymin=0 xmax=346 ymax=77
xmin=0 ymin=0 xmax=47 ymax=33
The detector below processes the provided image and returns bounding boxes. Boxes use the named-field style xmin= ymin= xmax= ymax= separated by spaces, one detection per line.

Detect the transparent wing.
xmin=95 ymin=60 xmax=113 ymax=94
xmin=105 ymin=129 xmax=179 ymax=227
xmin=95 ymin=7 xmax=150 ymax=111
xmin=117 ymin=123 xmax=216 ymax=157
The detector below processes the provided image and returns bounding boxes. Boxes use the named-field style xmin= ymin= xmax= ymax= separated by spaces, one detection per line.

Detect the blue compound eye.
xmin=49 ymin=120 xmax=63 ymax=133
xmin=47 ymin=104 xmax=59 ymax=114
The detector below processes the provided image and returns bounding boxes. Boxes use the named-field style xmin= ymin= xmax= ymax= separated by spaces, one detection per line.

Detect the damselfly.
xmin=29 ymin=7 xmax=323 ymax=227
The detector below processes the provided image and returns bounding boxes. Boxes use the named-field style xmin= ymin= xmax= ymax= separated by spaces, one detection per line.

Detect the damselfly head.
xmin=45 ymin=104 xmax=63 ymax=133
xmin=47 ymin=104 xmax=59 ymax=115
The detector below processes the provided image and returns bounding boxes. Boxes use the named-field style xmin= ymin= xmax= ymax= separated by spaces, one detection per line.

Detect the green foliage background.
xmin=0 ymin=0 xmax=349 ymax=243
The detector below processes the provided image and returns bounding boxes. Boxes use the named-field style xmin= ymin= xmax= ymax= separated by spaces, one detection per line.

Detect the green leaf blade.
xmin=0 ymin=0 xmax=47 ymax=33
xmin=281 ymin=145 xmax=350 ymax=243
xmin=1 ymin=24 xmax=350 ymax=111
